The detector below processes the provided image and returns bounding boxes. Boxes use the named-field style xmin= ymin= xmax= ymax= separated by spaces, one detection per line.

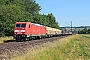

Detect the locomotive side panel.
xmin=31 ymin=23 xmax=46 ymax=36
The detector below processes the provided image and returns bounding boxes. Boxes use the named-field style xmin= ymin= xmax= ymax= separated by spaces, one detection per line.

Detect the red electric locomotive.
xmin=13 ymin=22 xmax=46 ymax=41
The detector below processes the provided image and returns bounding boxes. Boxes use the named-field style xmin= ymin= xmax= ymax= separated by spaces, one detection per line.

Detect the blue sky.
xmin=36 ymin=0 xmax=90 ymax=27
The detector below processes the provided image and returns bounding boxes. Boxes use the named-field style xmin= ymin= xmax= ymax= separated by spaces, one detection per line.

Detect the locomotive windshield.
xmin=16 ymin=24 xmax=26 ymax=28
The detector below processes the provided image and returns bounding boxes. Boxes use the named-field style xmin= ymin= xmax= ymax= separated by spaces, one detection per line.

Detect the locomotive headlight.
xmin=14 ymin=30 xmax=19 ymax=32
xmin=21 ymin=30 xmax=25 ymax=32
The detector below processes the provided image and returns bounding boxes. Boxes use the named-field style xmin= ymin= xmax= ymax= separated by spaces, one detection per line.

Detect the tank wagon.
xmin=13 ymin=22 xmax=62 ymax=41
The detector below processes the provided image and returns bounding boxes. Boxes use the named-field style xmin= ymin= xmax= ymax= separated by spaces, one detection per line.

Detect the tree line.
xmin=78 ymin=27 xmax=90 ymax=34
xmin=0 ymin=0 xmax=60 ymax=37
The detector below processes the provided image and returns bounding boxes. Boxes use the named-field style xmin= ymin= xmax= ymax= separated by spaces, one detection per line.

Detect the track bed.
xmin=0 ymin=35 xmax=70 ymax=60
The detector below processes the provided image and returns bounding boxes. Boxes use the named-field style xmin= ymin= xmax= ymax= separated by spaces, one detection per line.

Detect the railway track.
xmin=0 ymin=35 xmax=70 ymax=60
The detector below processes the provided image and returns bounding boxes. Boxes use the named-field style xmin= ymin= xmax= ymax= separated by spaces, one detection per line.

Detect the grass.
xmin=10 ymin=34 xmax=90 ymax=60
xmin=0 ymin=36 xmax=13 ymax=43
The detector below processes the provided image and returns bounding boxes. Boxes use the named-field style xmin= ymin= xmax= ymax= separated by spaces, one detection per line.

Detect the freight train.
xmin=13 ymin=22 xmax=70 ymax=41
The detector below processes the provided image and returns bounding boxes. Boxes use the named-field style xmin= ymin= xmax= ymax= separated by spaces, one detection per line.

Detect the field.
xmin=10 ymin=34 xmax=90 ymax=60
xmin=0 ymin=36 xmax=13 ymax=43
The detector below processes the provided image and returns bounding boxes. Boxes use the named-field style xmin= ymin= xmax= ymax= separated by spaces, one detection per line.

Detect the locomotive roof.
xmin=16 ymin=22 xmax=29 ymax=23
xmin=31 ymin=23 xmax=44 ymax=27
xmin=16 ymin=22 xmax=45 ymax=27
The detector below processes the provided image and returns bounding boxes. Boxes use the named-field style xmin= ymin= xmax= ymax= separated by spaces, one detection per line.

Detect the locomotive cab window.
xmin=16 ymin=24 xmax=20 ymax=28
xmin=21 ymin=24 xmax=26 ymax=27
xmin=15 ymin=24 xmax=26 ymax=28
xmin=29 ymin=25 xmax=30 ymax=28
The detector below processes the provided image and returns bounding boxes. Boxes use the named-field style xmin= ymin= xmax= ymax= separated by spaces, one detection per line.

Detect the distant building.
xmin=60 ymin=26 xmax=90 ymax=34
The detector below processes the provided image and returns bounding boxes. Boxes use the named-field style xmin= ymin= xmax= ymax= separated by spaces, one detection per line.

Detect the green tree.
xmin=22 ymin=0 xmax=41 ymax=15
xmin=78 ymin=27 xmax=88 ymax=34
xmin=0 ymin=5 xmax=24 ymax=36
xmin=47 ymin=13 xmax=59 ymax=29
xmin=83 ymin=27 xmax=88 ymax=34
xmin=88 ymin=28 xmax=90 ymax=34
